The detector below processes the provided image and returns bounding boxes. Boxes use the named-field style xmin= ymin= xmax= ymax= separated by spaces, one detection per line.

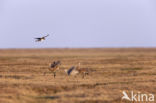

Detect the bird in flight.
xmin=35 ymin=34 xmax=49 ymax=42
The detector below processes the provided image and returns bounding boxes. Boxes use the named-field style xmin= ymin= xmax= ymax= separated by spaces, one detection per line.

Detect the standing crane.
xmin=44 ymin=61 xmax=61 ymax=78
xmin=65 ymin=63 xmax=89 ymax=78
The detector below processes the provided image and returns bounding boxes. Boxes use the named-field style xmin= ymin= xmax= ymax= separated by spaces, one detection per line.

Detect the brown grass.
xmin=0 ymin=48 xmax=156 ymax=103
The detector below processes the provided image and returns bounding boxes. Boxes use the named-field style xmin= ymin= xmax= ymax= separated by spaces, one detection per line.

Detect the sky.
xmin=0 ymin=0 xmax=156 ymax=48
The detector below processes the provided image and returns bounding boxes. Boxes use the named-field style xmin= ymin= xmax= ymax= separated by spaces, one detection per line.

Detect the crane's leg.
xmin=82 ymin=74 xmax=85 ymax=78
xmin=82 ymin=72 xmax=88 ymax=78
xmin=53 ymin=72 xmax=56 ymax=78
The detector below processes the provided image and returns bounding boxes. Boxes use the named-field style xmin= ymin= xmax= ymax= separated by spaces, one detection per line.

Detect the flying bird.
xmin=35 ymin=34 xmax=49 ymax=42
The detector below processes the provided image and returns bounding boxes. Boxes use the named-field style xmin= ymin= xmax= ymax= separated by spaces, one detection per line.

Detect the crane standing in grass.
xmin=44 ymin=61 xmax=61 ymax=78
xmin=65 ymin=63 xmax=89 ymax=78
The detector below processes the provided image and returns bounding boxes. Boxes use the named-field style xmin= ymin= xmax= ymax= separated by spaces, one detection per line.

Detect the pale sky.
xmin=0 ymin=0 xmax=156 ymax=48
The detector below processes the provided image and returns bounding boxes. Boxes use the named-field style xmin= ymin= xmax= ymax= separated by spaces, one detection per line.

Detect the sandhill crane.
xmin=65 ymin=66 xmax=79 ymax=76
xmin=44 ymin=61 xmax=61 ymax=78
xmin=65 ymin=63 xmax=89 ymax=78
xmin=35 ymin=34 xmax=49 ymax=42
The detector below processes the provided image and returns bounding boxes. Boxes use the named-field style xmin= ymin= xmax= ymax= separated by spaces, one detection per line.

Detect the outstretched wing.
xmin=50 ymin=61 xmax=61 ymax=68
xmin=43 ymin=34 xmax=49 ymax=38
xmin=34 ymin=37 xmax=42 ymax=42
xmin=34 ymin=38 xmax=41 ymax=40
xmin=67 ymin=66 xmax=75 ymax=75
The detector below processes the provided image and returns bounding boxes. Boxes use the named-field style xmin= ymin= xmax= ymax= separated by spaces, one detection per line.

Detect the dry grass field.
xmin=0 ymin=48 xmax=156 ymax=103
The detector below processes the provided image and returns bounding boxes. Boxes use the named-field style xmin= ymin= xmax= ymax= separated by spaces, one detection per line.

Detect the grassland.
xmin=0 ymin=48 xmax=156 ymax=103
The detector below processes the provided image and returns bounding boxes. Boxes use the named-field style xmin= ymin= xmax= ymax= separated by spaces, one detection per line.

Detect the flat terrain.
xmin=0 ymin=48 xmax=156 ymax=103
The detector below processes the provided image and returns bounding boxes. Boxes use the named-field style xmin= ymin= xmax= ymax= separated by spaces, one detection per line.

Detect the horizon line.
xmin=1 ymin=47 xmax=156 ymax=50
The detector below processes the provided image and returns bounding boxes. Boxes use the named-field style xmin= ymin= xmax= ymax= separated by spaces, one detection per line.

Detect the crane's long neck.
xmin=77 ymin=62 xmax=80 ymax=69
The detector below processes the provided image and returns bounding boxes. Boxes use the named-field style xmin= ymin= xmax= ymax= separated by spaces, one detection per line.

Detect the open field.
xmin=0 ymin=48 xmax=156 ymax=103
